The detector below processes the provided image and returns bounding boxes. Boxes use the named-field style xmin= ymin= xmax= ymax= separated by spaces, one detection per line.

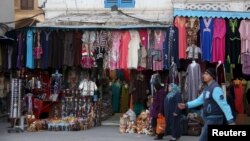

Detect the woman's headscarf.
xmin=167 ymin=83 xmax=180 ymax=98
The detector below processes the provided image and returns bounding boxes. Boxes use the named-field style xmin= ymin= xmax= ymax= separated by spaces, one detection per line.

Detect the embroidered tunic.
xmin=78 ymin=79 xmax=97 ymax=96
xmin=109 ymin=31 xmax=121 ymax=70
xmin=152 ymin=30 xmax=165 ymax=71
xmin=163 ymin=26 xmax=179 ymax=70
xmin=174 ymin=17 xmax=187 ymax=59
xmin=186 ymin=44 xmax=201 ymax=59
xmin=226 ymin=19 xmax=241 ymax=64
xmin=239 ymin=20 xmax=250 ymax=75
xmin=200 ymin=18 xmax=214 ymax=61
xmin=186 ymin=18 xmax=200 ymax=46
xmin=127 ymin=30 xmax=140 ymax=69
xmin=212 ymin=18 xmax=226 ymax=63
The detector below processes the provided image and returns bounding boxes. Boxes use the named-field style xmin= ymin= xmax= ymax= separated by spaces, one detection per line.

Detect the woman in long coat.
xmin=150 ymin=81 xmax=166 ymax=140
xmin=164 ymin=83 xmax=182 ymax=141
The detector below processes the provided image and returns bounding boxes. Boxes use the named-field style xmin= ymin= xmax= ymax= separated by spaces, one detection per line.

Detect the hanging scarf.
xmin=167 ymin=83 xmax=180 ymax=99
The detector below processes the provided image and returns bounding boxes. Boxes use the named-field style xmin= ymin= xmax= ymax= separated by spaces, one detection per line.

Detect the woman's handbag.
xmin=156 ymin=113 xmax=166 ymax=134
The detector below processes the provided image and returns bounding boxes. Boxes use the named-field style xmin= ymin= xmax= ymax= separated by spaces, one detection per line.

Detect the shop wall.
xmin=0 ymin=0 xmax=15 ymax=28
xmin=40 ymin=0 xmax=173 ymax=23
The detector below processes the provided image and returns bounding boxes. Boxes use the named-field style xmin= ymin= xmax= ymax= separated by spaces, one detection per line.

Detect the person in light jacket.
xmin=178 ymin=68 xmax=235 ymax=141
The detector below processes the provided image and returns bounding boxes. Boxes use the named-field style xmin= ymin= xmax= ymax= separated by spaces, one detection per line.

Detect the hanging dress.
xmin=212 ymin=18 xmax=226 ymax=63
xmin=127 ymin=30 xmax=140 ymax=69
xmin=200 ymin=18 xmax=214 ymax=61
xmin=26 ymin=29 xmax=34 ymax=69
xmin=109 ymin=31 xmax=122 ymax=70
xmin=234 ymin=80 xmax=244 ymax=114
xmin=174 ymin=16 xmax=187 ymax=59
xmin=226 ymin=19 xmax=241 ymax=64
xmin=239 ymin=20 xmax=250 ymax=75
xmin=119 ymin=31 xmax=131 ymax=69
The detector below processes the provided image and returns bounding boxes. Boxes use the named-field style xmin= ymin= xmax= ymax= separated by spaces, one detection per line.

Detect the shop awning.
xmin=174 ymin=9 xmax=250 ymax=19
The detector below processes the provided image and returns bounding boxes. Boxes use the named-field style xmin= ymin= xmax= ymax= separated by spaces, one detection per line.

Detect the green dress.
xmin=111 ymin=81 xmax=121 ymax=113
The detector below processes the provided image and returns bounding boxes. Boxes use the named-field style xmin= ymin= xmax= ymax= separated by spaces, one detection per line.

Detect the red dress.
xmin=234 ymin=80 xmax=244 ymax=114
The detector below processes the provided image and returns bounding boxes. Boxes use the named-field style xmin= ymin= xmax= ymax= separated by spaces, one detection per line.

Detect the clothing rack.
xmin=8 ymin=78 xmax=24 ymax=133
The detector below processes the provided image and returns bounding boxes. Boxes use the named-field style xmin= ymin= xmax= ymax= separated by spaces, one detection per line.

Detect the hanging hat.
xmin=205 ymin=68 xmax=216 ymax=79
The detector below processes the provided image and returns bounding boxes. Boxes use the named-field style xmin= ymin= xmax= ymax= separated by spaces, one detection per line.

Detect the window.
xmin=105 ymin=0 xmax=135 ymax=8
xmin=21 ymin=0 xmax=34 ymax=10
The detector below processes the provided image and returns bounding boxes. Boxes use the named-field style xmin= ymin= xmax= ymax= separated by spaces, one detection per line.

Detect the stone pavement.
xmin=0 ymin=117 xmax=198 ymax=141
xmin=1 ymin=113 xmax=249 ymax=141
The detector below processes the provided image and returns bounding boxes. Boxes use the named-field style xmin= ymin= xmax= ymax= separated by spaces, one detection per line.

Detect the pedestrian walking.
xmin=178 ymin=68 xmax=235 ymax=141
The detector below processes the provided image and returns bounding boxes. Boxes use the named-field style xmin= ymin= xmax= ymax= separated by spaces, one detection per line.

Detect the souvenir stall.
xmin=2 ymin=24 xmax=186 ymax=132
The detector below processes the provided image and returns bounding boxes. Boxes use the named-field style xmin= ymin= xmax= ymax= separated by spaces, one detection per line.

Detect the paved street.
xmin=1 ymin=113 xmax=249 ymax=141
xmin=0 ymin=118 xmax=198 ymax=141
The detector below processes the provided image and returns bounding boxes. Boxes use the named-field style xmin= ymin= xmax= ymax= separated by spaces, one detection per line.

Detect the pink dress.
xmin=109 ymin=31 xmax=122 ymax=70
xmin=212 ymin=18 xmax=226 ymax=63
xmin=239 ymin=20 xmax=250 ymax=54
xmin=152 ymin=30 xmax=165 ymax=71
xmin=119 ymin=31 xmax=131 ymax=69
xmin=239 ymin=20 xmax=250 ymax=75
xmin=174 ymin=17 xmax=187 ymax=59
xmin=34 ymin=47 xmax=43 ymax=59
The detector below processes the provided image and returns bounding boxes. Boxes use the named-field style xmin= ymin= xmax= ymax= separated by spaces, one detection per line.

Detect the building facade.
xmin=15 ymin=0 xmax=44 ymax=29
xmin=37 ymin=0 xmax=173 ymax=28
xmin=0 ymin=0 xmax=15 ymax=33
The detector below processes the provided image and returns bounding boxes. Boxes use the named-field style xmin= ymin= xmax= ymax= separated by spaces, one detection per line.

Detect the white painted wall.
xmin=43 ymin=0 xmax=171 ymax=10
xmin=0 ymin=0 xmax=15 ymax=28
xmin=40 ymin=0 xmax=173 ymax=20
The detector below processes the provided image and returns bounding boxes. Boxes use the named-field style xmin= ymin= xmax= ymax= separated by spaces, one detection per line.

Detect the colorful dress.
xmin=109 ymin=31 xmax=121 ymax=70
xmin=212 ymin=18 xmax=226 ymax=63
xmin=119 ymin=31 xmax=131 ymax=69
xmin=174 ymin=16 xmax=187 ymax=59
xmin=186 ymin=17 xmax=199 ymax=46
xmin=200 ymin=18 xmax=214 ymax=61
xmin=239 ymin=20 xmax=250 ymax=75
xmin=163 ymin=26 xmax=179 ymax=70
xmin=152 ymin=30 xmax=165 ymax=71
xmin=26 ymin=29 xmax=34 ymax=69
xmin=81 ymin=31 xmax=96 ymax=68
xmin=226 ymin=19 xmax=241 ymax=64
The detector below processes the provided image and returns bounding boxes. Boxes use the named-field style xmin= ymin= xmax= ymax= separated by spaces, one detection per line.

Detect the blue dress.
xmin=26 ymin=30 xmax=34 ymax=69
xmin=163 ymin=26 xmax=179 ymax=70
xmin=200 ymin=18 xmax=214 ymax=61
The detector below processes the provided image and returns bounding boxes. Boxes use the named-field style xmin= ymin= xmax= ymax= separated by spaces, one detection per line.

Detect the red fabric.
xmin=119 ymin=31 xmax=131 ymax=69
xmin=234 ymin=81 xmax=244 ymax=114
xmin=33 ymin=47 xmax=43 ymax=59
xmin=138 ymin=29 xmax=148 ymax=48
xmin=33 ymin=99 xmax=43 ymax=119
xmin=123 ymin=69 xmax=131 ymax=81
xmin=81 ymin=57 xmax=94 ymax=68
